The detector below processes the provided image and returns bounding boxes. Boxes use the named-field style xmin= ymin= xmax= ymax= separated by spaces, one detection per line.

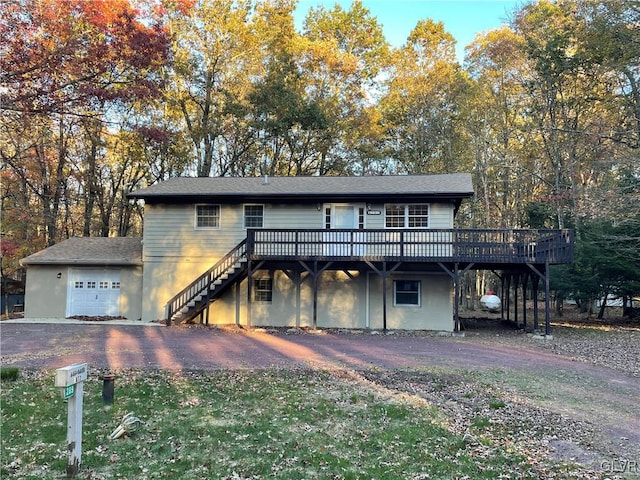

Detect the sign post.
xmin=55 ymin=363 xmax=88 ymax=478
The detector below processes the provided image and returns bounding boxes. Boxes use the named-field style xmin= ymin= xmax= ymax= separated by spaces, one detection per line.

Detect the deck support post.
xmin=235 ymin=281 xmax=241 ymax=326
xmin=544 ymin=260 xmax=551 ymax=336
xmin=500 ymin=275 xmax=506 ymax=319
xmin=521 ymin=273 xmax=528 ymax=331
xmin=513 ymin=274 xmax=520 ymax=328
xmin=312 ymin=261 xmax=318 ymax=329
xmin=526 ymin=261 xmax=551 ymax=336
xmin=437 ymin=262 xmax=474 ymax=332
xmin=381 ymin=262 xmax=387 ymax=331
xmin=246 ymin=258 xmax=252 ymax=327
xmin=531 ymin=274 xmax=540 ymax=331
xmin=299 ymin=261 xmax=332 ymax=329
xmin=505 ymin=274 xmax=512 ymax=323
xmin=205 ymin=282 xmax=211 ymax=325
xmin=365 ymin=261 xmax=401 ymax=331
xmin=282 ymin=269 xmax=303 ymax=328
xmin=454 ymin=264 xmax=460 ymax=331
xmin=296 ymin=271 xmax=303 ymax=328
xmin=246 ymin=259 xmax=265 ymax=328
xmin=165 ymin=303 xmax=172 ymax=326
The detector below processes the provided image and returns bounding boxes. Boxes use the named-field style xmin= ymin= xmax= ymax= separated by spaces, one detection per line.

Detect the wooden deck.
xmin=168 ymin=228 xmax=573 ymax=334
xmin=247 ymin=228 xmax=574 ymax=265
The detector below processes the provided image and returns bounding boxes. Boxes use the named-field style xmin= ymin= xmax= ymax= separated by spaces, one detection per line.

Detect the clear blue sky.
xmin=294 ymin=0 xmax=522 ymax=61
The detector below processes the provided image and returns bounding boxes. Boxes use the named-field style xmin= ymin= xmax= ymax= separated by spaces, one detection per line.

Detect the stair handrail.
xmin=165 ymin=239 xmax=247 ymax=323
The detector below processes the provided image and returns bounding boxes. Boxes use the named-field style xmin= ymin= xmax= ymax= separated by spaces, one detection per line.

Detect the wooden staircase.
xmin=165 ymin=240 xmax=248 ymax=325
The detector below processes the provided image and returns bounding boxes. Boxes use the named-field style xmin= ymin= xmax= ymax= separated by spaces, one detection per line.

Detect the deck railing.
xmin=246 ymin=228 xmax=574 ymax=264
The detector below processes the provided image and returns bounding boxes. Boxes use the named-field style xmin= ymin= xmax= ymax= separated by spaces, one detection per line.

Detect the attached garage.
xmin=20 ymin=237 xmax=143 ymax=320
xmin=67 ymin=268 xmax=122 ymax=316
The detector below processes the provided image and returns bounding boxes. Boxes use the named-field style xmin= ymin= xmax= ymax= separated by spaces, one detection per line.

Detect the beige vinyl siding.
xmin=142 ymin=260 xmax=214 ymax=321
xmin=142 ymin=203 xmax=325 ymax=261
xmin=141 ymin=203 xmax=324 ymax=321
xmin=317 ymin=271 xmax=366 ymax=328
xmin=209 ymin=270 xmax=314 ymax=327
xmin=360 ymin=203 xmax=455 ymax=258
xmin=364 ymin=204 xmax=385 ymax=228
xmin=365 ymin=203 xmax=454 ymax=229
xmin=142 ymin=202 xmax=455 ymax=261
xmin=24 ymin=266 xmax=68 ymax=318
xmin=140 ymin=201 xmax=457 ymax=322
xmin=120 ymin=267 xmax=143 ymax=320
xmin=264 ymin=204 xmax=325 ymax=229
xmin=143 ymin=204 xmax=244 ymax=260
xmin=368 ymin=273 xmax=453 ymax=331
xmin=201 ymin=270 xmax=452 ymax=331
xmin=429 ymin=203 xmax=454 ymax=228
xmin=143 ymin=265 xmax=453 ymax=329
xmin=24 ymin=265 xmax=142 ymax=320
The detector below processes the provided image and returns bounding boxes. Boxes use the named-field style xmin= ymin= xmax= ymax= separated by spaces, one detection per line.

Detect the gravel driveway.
xmin=2 ymin=320 xmax=639 ymax=477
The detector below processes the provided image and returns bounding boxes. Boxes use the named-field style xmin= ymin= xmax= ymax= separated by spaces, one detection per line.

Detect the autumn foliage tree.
xmin=1 ymin=0 xmax=170 ymax=114
xmin=1 ymin=0 xmax=638 ymax=312
xmin=0 ymin=0 xmax=172 ymax=279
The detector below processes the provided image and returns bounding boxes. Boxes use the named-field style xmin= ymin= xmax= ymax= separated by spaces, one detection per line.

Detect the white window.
xmin=394 ymin=280 xmax=421 ymax=307
xmin=196 ymin=205 xmax=220 ymax=229
xmin=385 ymin=204 xmax=429 ymax=228
xmin=253 ymin=277 xmax=272 ymax=302
xmin=244 ymin=205 xmax=264 ymax=228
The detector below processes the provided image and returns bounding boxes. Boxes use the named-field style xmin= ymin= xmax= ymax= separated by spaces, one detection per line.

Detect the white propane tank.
xmin=480 ymin=291 xmax=501 ymax=312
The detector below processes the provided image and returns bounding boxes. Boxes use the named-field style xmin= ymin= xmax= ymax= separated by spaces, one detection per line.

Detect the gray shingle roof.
xmin=20 ymin=237 xmax=142 ymax=266
xmin=129 ymin=173 xmax=474 ymax=201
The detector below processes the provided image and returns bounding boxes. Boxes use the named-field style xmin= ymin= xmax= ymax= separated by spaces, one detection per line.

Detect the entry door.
xmin=324 ymin=205 xmax=364 ymax=256
xmin=332 ymin=205 xmax=356 ymax=229
xmin=67 ymin=269 xmax=121 ymax=317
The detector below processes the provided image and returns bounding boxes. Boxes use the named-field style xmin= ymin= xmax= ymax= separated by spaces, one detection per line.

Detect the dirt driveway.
xmin=1 ymin=321 xmax=639 ymax=476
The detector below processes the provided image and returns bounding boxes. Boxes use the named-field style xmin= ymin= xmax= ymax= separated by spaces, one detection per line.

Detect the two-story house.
xmin=21 ymin=174 xmax=573 ymax=333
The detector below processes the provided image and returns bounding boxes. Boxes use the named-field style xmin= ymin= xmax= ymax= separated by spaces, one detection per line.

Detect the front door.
xmin=332 ymin=205 xmax=356 ymax=229
xmin=324 ymin=205 xmax=364 ymax=256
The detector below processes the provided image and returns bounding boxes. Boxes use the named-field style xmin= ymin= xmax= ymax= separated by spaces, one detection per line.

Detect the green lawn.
xmin=1 ymin=368 xmax=568 ymax=479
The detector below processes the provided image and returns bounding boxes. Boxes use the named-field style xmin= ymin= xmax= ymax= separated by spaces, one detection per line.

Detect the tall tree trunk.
xmin=597 ymin=289 xmax=609 ymax=320
xmin=83 ymin=139 xmax=98 ymax=236
xmin=41 ymin=116 xmax=68 ymax=246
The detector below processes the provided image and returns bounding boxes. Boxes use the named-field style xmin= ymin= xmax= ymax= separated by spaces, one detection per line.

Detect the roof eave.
xmin=128 ymin=191 xmax=475 ymax=204
xmin=20 ymin=259 xmax=143 ymax=267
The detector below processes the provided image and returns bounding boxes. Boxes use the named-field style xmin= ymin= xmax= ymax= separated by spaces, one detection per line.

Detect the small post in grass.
xmin=55 ymin=363 xmax=88 ymax=478
xmin=102 ymin=374 xmax=115 ymax=405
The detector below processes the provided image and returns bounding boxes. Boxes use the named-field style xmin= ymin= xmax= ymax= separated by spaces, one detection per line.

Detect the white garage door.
xmin=67 ymin=269 xmax=121 ymax=317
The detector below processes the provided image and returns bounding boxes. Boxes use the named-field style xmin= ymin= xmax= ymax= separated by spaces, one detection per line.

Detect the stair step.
xmin=166 ymin=241 xmax=248 ymax=325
